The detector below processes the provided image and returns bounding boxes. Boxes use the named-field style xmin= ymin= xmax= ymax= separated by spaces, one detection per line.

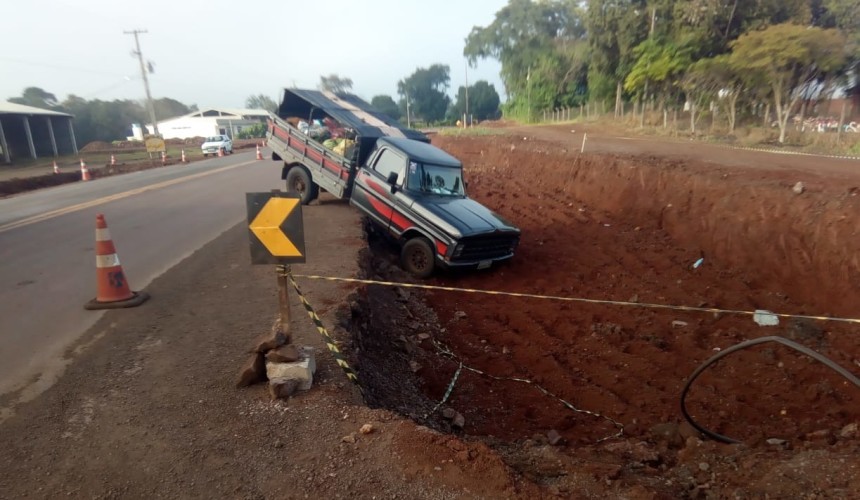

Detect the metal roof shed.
xmin=0 ymin=101 xmax=77 ymax=164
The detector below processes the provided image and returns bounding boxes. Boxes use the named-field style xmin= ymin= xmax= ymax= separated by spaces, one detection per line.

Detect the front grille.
xmin=452 ymin=235 xmax=518 ymax=261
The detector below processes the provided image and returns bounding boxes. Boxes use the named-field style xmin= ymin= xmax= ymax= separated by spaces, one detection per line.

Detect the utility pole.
xmin=124 ymin=29 xmax=159 ymax=136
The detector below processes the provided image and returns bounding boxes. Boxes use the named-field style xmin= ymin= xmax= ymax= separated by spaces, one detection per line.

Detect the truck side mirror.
xmin=386 ymin=171 xmax=398 ymax=185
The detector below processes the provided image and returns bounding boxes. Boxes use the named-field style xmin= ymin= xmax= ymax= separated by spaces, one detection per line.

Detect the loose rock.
xmin=839 ymin=423 xmax=858 ymax=438
xmin=266 ymin=344 xmax=301 ymax=363
xmin=342 ymin=434 xmax=356 ymax=444
xmin=252 ymin=330 xmax=288 ymax=354
xmin=792 ymin=181 xmax=805 ymax=194
xmin=452 ymin=413 xmax=465 ymax=429
xmin=441 ymin=408 xmax=457 ymax=420
xmin=547 ymin=429 xmax=562 ymax=446
xmin=360 ymin=424 xmax=374 ymax=435
xmin=236 ymin=352 xmax=266 ymax=388
xmin=409 ymin=361 xmax=422 ymax=373
xmin=268 ymin=378 xmax=299 ymax=400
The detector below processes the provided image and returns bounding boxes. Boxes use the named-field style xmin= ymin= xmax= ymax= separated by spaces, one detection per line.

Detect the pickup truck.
xmin=266 ymin=88 xmax=520 ymax=277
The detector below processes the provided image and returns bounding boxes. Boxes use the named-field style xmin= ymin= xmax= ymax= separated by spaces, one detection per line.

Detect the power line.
xmin=82 ymin=76 xmax=139 ymax=99
xmin=0 ymin=57 xmax=128 ymax=77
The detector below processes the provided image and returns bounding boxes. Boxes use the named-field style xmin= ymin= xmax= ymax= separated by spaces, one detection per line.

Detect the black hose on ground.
xmin=680 ymin=335 xmax=860 ymax=444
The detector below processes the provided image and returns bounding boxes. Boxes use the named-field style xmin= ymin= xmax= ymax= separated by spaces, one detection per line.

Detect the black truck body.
xmin=266 ymin=89 xmax=519 ymax=277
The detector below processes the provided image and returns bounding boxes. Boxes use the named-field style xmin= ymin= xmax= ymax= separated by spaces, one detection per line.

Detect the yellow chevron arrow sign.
xmin=246 ymin=193 xmax=306 ymax=264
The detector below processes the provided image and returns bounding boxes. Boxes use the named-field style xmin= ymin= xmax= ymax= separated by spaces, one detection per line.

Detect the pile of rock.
xmin=236 ymin=324 xmax=316 ymax=400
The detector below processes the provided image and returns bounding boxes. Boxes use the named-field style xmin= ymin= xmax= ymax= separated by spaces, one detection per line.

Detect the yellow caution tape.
xmin=282 ymin=269 xmax=359 ymax=385
xmin=291 ymin=274 xmax=860 ymax=325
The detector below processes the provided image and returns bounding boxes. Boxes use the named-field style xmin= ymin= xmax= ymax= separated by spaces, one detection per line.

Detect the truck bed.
xmin=267 ymin=114 xmax=355 ymax=199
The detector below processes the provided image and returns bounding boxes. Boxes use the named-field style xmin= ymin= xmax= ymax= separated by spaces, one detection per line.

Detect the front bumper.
xmin=437 ymin=252 xmax=515 ymax=271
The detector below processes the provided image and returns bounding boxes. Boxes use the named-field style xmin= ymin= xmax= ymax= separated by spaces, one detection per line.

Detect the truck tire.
xmin=285 ymin=167 xmax=319 ymax=205
xmin=401 ymin=237 xmax=435 ymax=278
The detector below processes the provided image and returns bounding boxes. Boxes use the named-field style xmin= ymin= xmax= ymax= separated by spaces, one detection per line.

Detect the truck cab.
xmin=351 ymin=137 xmax=520 ymax=277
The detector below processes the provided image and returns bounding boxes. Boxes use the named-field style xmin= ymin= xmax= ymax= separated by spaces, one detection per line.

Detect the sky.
xmin=1 ymin=0 xmax=509 ymax=110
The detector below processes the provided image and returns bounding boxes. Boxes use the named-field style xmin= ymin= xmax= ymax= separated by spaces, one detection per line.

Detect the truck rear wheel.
xmin=401 ymin=237 xmax=435 ymax=278
xmin=285 ymin=167 xmax=319 ymax=205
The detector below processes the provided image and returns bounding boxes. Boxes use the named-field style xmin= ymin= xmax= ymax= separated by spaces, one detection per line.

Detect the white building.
xmin=138 ymin=107 xmax=270 ymax=140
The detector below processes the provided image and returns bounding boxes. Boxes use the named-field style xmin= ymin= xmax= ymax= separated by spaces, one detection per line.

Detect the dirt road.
xmin=1 ymin=126 xmax=858 ymax=499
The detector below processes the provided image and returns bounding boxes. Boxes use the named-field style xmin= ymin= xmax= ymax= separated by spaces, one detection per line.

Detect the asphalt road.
xmin=0 ymin=151 xmax=280 ymax=401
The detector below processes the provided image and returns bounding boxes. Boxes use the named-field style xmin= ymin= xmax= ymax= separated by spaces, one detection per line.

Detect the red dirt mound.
xmin=422 ymin=134 xmax=858 ymax=446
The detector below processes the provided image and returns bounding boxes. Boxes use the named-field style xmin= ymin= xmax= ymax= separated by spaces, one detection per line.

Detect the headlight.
xmin=452 ymin=243 xmax=464 ymax=258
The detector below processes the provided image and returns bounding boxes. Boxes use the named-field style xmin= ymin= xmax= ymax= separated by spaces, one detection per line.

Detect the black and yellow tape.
xmin=430 ymin=339 xmax=625 ymax=442
xmin=424 ymin=362 xmax=463 ymax=419
xmin=282 ymin=269 xmax=359 ymax=386
xmin=291 ymin=274 xmax=860 ymax=326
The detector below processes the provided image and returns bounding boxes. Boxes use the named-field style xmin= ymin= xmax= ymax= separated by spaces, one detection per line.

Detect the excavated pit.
xmin=347 ymin=134 xmax=860 ymax=448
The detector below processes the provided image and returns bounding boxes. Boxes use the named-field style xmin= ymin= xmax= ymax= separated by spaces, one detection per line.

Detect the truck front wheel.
xmin=401 ymin=237 xmax=435 ymax=278
xmin=285 ymin=167 xmax=319 ymax=205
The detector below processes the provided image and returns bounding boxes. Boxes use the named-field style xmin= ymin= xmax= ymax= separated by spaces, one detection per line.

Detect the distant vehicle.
xmin=201 ymin=135 xmax=232 ymax=156
xmin=266 ymin=89 xmax=520 ymax=278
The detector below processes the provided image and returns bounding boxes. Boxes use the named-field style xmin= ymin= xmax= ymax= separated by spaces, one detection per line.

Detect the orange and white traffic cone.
xmin=161 ymin=151 xmax=166 ymax=165
xmin=53 ymin=161 xmax=60 ymax=174
xmin=110 ymin=154 xmax=117 ymax=166
xmin=181 ymin=149 xmax=187 ymax=163
xmin=80 ymin=159 xmax=91 ymax=181
xmin=256 ymin=144 xmax=263 ymax=160
xmin=217 ymin=147 xmax=224 ymax=157
xmin=84 ymin=214 xmax=149 ymax=310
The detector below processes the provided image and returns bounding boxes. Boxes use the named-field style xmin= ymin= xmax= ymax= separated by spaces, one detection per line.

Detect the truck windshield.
xmin=205 ymin=137 xmax=224 ymax=142
xmin=409 ymin=162 xmax=464 ymax=196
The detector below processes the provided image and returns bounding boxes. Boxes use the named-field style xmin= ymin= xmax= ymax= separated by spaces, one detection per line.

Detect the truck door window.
xmin=373 ymin=149 xmax=405 ymax=183
xmin=418 ymin=164 xmax=465 ymax=196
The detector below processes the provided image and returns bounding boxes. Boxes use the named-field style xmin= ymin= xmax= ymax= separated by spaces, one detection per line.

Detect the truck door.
xmin=351 ymin=147 xmax=406 ymax=234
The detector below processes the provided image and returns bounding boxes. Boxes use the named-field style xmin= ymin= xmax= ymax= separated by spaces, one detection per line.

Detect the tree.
xmin=62 ymin=96 xmax=147 ymax=145
xmin=370 ymin=95 xmax=401 ymax=120
xmin=397 ymin=64 xmax=451 ymax=123
xmin=683 ymin=55 xmax=744 ymax=133
xmin=729 ymin=23 xmax=847 ymax=143
xmin=8 ymin=87 xmax=61 ymax=110
xmin=245 ymin=94 xmax=278 ymax=112
xmin=319 ymin=74 xmax=353 ymax=93
xmin=624 ymin=37 xmax=693 ymax=116
xmin=465 ymin=0 xmax=586 ymax=118
xmin=586 ymin=0 xmax=649 ymax=113
xmin=153 ymin=97 xmax=195 ymax=120
xmin=450 ymin=81 xmax=501 ymax=121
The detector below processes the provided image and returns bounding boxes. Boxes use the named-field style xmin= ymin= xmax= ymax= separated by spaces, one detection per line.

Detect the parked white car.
xmin=201 ymin=135 xmax=233 ymax=156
